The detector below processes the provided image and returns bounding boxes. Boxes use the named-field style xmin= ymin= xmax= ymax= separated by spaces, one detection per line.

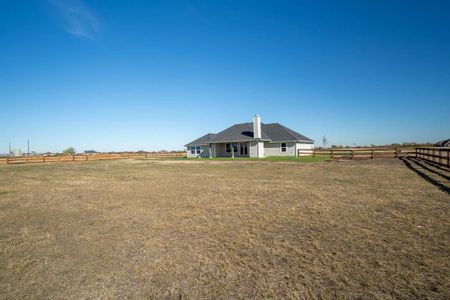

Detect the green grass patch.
xmin=170 ymin=156 xmax=328 ymax=163
xmin=262 ymin=156 xmax=329 ymax=163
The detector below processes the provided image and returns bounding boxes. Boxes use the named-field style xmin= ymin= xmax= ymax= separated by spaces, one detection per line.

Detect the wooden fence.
xmin=416 ymin=147 xmax=450 ymax=167
xmin=299 ymin=147 xmax=450 ymax=167
xmin=3 ymin=147 xmax=449 ymax=168
xmin=299 ymin=147 xmax=416 ymax=160
xmin=0 ymin=152 xmax=186 ymax=165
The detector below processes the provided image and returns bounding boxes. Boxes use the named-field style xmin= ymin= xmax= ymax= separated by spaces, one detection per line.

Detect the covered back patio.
xmin=209 ymin=142 xmax=249 ymax=158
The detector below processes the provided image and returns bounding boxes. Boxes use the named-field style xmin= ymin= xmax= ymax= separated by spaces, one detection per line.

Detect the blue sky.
xmin=1 ymin=0 xmax=449 ymax=152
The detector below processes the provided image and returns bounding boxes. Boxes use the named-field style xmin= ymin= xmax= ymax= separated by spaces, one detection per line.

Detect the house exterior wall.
xmin=186 ymin=146 xmax=210 ymax=158
xmin=187 ymin=142 xmax=314 ymax=158
xmin=296 ymin=143 xmax=315 ymax=156
xmin=215 ymin=143 xmax=232 ymax=157
xmin=249 ymin=141 xmax=265 ymax=158
xmin=264 ymin=142 xmax=296 ymax=156
xmin=215 ymin=143 xmax=250 ymax=157
xmin=249 ymin=141 xmax=258 ymax=158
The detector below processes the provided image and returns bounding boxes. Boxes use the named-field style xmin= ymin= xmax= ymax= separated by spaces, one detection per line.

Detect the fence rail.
xmin=299 ymin=147 xmax=416 ymax=159
xmin=0 ymin=152 xmax=186 ymax=165
xmin=415 ymin=147 xmax=450 ymax=167
xmin=298 ymin=147 xmax=450 ymax=167
xmin=3 ymin=148 xmax=450 ymax=168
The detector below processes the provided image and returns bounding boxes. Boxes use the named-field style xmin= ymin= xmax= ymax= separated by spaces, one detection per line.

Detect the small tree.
xmin=63 ymin=147 xmax=76 ymax=155
xmin=322 ymin=135 xmax=328 ymax=148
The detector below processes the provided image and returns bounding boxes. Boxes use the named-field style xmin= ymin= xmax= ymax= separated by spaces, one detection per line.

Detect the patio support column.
xmin=256 ymin=141 xmax=264 ymax=158
xmin=209 ymin=144 xmax=212 ymax=158
xmin=231 ymin=143 xmax=235 ymax=158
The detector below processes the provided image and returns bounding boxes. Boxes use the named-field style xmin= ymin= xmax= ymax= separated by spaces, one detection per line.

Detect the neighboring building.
xmin=185 ymin=115 xmax=314 ymax=158
xmin=9 ymin=148 xmax=22 ymax=157
xmin=435 ymin=139 xmax=450 ymax=147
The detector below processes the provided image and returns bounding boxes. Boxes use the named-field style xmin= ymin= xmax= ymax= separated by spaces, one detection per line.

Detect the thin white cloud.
xmin=49 ymin=0 xmax=99 ymax=39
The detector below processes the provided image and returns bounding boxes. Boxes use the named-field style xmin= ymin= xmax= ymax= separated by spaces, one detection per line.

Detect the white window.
xmin=190 ymin=146 xmax=195 ymax=155
xmin=281 ymin=142 xmax=287 ymax=152
xmin=226 ymin=143 xmax=238 ymax=153
xmin=196 ymin=146 xmax=201 ymax=154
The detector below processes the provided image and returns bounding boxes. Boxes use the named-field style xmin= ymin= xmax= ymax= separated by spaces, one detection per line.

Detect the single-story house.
xmin=435 ymin=139 xmax=450 ymax=147
xmin=185 ymin=115 xmax=314 ymax=158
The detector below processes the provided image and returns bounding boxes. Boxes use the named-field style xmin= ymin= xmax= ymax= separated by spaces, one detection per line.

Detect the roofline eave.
xmin=186 ymin=139 xmax=314 ymax=146
xmin=263 ymin=139 xmax=315 ymax=143
xmin=209 ymin=139 xmax=271 ymax=144
xmin=184 ymin=143 xmax=209 ymax=147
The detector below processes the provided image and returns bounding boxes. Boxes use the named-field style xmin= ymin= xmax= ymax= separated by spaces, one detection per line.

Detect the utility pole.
xmin=8 ymin=141 xmax=11 ymax=157
xmin=27 ymin=139 xmax=30 ymax=156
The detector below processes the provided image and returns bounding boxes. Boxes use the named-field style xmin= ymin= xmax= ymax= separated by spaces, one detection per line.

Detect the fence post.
xmin=331 ymin=149 xmax=334 ymax=160
xmin=371 ymin=148 xmax=375 ymax=159
xmin=72 ymin=155 xmax=75 ymax=162
xmin=447 ymin=150 xmax=449 ymax=167
xmin=395 ymin=148 xmax=398 ymax=159
xmin=313 ymin=149 xmax=316 ymax=157
xmin=43 ymin=156 xmax=45 ymax=163
xmin=351 ymin=150 xmax=354 ymax=160
xmin=6 ymin=156 xmax=9 ymax=164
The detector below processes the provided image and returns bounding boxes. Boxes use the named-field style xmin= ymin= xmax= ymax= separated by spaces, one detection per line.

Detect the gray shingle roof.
xmin=211 ymin=123 xmax=271 ymax=143
xmin=435 ymin=138 xmax=450 ymax=147
xmin=185 ymin=133 xmax=217 ymax=146
xmin=186 ymin=123 xmax=313 ymax=146
xmin=262 ymin=123 xmax=313 ymax=142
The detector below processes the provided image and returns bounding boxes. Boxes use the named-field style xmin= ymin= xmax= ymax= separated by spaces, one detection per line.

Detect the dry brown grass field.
xmin=0 ymin=158 xmax=449 ymax=299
